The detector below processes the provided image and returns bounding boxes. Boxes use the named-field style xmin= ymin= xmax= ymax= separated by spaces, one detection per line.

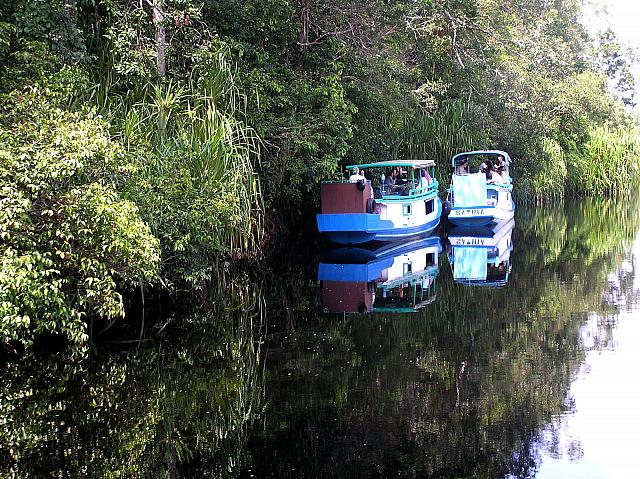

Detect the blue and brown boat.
xmin=317 ymin=160 xmax=442 ymax=244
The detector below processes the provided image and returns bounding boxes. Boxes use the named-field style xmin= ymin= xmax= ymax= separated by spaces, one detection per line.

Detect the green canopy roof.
xmin=346 ymin=160 xmax=436 ymax=170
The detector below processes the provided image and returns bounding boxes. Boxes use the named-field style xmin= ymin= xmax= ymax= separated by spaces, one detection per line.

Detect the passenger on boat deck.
xmin=419 ymin=169 xmax=432 ymax=189
xmin=456 ymin=158 xmax=469 ymax=175
xmin=348 ymin=166 xmax=365 ymax=182
xmin=395 ymin=168 xmax=408 ymax=186
xmin=384 ymin=168 xmax=397 ymax=186
xmin=482 ymin=159 xmax=493 ymax=181
xmin=484 ymin=159 xmax=504 ymax=183
xmin=495 ymin=155 xmax=507 ymax=179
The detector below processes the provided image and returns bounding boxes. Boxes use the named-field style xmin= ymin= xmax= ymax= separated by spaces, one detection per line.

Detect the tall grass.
xmin=394 ymin=100 xmax=477 ymax=191
xmin=515 ymin=126 xmax=640 ymax=204
xmin=515 ymin=137 xmax=567 ymax=205
xmin=395 ymin=100 xmax=476 ymax=163
xmin=132 ymin=79 xmax=263 ymax=252
xmin=95 ymin=44 xmax=264 ymax=273
xmin=567 ymin=125 xmax=640 ymax=197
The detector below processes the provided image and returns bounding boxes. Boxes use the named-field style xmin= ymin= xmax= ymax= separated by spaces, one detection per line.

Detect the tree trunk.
xmin=63 ymin=0 xmax=81 ymax=60
xmin=153 ymin=0 xmax=167 ymax=78
xmin=63 ymin=0 xmax=78 ymax=21
xmin=298 ymin=0 xmax=310 ymax=53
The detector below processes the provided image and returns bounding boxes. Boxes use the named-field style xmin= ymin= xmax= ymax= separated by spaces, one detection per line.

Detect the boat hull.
xmin=447 ymin=219 xmax=515 ymax=247
xmin=317 ymin=199 xmax=442 ymax=244
xmin=447 ymin=201 xmax=515 ymax=226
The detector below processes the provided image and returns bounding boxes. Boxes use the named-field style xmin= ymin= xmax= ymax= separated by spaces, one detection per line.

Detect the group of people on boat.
xmin=348 ymin=165 xmax=433 ymax=195
xmin=456 ymin=155 xmax=509 ymax=184
xmin=382 ymin=167 xmax=432 ymax=194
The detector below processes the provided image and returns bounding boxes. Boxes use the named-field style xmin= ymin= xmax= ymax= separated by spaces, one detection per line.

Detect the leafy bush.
xmin=0 ymin=82 xmax=159 ymax=348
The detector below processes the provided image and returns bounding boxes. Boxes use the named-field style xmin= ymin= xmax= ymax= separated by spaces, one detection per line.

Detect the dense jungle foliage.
xmin=1 ymin=0 xmax=640 ymax=347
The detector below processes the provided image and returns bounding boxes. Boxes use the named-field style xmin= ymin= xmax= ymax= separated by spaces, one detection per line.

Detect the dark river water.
xmin=2 ymin=197 xmax=640 ymax=478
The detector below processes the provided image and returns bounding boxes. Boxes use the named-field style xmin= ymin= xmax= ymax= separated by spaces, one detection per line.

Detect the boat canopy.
xmin=347 ymin=159 xmax=436 ymax=170
xmin=451 ymin=150 xmax=512 ymax=168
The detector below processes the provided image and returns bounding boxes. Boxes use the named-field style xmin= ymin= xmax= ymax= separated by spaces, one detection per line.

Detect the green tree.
xmin=0 ymin=75 xmax=160 ymax=348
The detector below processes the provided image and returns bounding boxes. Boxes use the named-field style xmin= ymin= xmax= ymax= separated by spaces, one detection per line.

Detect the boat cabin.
xmin=452 ymin=151 xmax=512 ymax=182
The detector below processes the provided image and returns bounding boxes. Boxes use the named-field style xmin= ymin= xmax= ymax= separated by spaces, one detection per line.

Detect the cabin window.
xmin=403 ymin=262 xmax=412 ymax=274
xmin=403 ymin=204 xmax=412 ymax=216
xmin=487 ymin=189 xmax=498 ymax=206
xmin=424 ymin=199 xmax=434 ymax=215
xmin=425 ymin=252 xmax=435 ymax=266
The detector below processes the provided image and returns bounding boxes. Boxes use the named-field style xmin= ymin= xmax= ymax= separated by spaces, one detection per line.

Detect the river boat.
xmin=317 ymin=236 xmax=441 ymax=313
xmin=317 ymin=160 xmax=442 ymax=244
xmin=446 ymin=150 xmax=515 ymax=226
xmin=446 ymin=218 xmax=514 ymax=287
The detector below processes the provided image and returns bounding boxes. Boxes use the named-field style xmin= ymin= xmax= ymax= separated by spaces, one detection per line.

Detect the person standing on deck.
xmin=495 ymin=155 xmax=508 ymax=181
xmin=419 ymin=169 xmax=432 ymax=190
xmin=349 ymin=167 xmax=365 ymax=182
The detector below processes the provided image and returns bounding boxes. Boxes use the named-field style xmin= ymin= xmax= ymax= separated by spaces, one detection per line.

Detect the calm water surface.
xmin=534 ymin=243 xmax=640 ymax=479
xmin=2 ymin=198 xmax=640 ymax=478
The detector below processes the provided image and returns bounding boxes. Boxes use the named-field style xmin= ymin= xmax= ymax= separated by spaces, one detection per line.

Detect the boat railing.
xmin=381 ymin=265 xmax=439 ymax=289
xmin=447 ymin=179 xmax=512 ymax=194
xmin=380 ymin=181 xmax=438 ymax=201
xmin=321 ymin=179 xmax=370 ymax=185
xmin=320 ymin=178 xmax=439 ymax=202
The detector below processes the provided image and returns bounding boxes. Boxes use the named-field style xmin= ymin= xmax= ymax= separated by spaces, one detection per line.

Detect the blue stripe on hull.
xmin=317 ymin=199 xmax=442 ymax=244
xmin=324 ymin=231 xmax=377 ymax=244
xmin=322 ymin=218 xmax=440 ymax=244
xmin=373 ymin=216 xmax=440 ymax=240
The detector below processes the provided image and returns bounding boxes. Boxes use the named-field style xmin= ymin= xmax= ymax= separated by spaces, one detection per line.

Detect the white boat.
xmin=317 ymin=236 xmax=441 ymax=313
xmin=445 ymin=150 xmax=515 ymax=226
xmin=316 ymin=160 xmax=442 ymax=244
xmin=446 ymin=219 xmax=514 ymax=287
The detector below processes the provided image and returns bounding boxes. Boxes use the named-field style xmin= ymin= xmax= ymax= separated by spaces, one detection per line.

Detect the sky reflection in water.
xmin=534 ymin=235 xmax=640 ymax=479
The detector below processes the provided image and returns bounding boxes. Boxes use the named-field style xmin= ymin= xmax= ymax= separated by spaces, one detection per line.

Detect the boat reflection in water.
xmin=446 ymin=218 xmax=515 ymax=287
xmin=318 ymin=236 xmax=441 ymax=313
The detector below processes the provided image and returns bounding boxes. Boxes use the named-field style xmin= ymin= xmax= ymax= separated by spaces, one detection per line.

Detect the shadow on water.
xmin=0 ymin=274 xmax=266 ymax=478
xmin=1 ymin=196 xmax=640 ymax=477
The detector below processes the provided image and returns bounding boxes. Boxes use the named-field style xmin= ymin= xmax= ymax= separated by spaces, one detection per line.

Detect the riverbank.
xmin=3 ymin=1 xmax=640 ymax=350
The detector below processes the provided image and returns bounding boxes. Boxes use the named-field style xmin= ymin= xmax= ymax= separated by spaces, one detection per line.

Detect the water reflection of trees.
xmin=0 ymin=275 xmax=265 ymax=478
xmin=249 ymin=196 xmax=640 ymax=478
xmin=2 ymin=197 xmax=639 ymax=477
